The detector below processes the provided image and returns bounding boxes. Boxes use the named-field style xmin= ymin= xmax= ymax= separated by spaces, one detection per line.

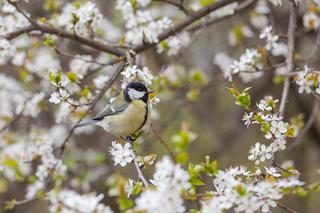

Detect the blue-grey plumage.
xmin=75 ymin=82 xmax=153 ymax=138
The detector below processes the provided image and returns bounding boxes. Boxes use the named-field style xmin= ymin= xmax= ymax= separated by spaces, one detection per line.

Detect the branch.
xmin=279 ymin=1 xmax=297 ymax=116
xmin=57 ymin=61 xmax=126 ymax=157
xmin=133 ymin=0 xmax=239 ymax=53
xmin=54 ymin=47 xmax=115 ymax=66
xmin=305 ymin=28 xmax=320 ymax=64
xmin=131 ymin=150 xmax=149 ymax=187
xmin=154 ymin=0 xmax=189 ymax=15
xmin=150 ymin=123 xmax=176 ymax=162
xmin=277 ymin=202 xmax=299 ymax=213
xmin=3 ymin=25 xmax=34 ymax=40
xmin=5 ymin=1 xmax=125 ymax=57
xmin=0 ymin=110 xmax=23 ymax=134
xmin=289 ymin=99 xmax=320 ymax=149
xmin=187 ymin=0 xmax=255 ymax=32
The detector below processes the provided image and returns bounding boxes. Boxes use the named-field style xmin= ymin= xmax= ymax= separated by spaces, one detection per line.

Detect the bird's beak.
xmin=147 ymin=90 xmax=155 ymax=97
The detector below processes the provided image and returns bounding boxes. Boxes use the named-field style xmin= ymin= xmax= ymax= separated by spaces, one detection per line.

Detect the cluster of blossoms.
xmin=0 ymin=39 xmax=15 ymax=65
xmin=0 ymin=129 xmax=67 ymax=199
xmin=116 ymin=0 xmax=171 ymax=45
xmin=0 ymin=74 xmax=46 ymax=130
xmin=303 ymin=1 xmax=320 ymax=30
xmin=214 ymin=49 xmax=264 ymax=83
xmin=109 ymin=141 xmax=134 ymax=167
xmin=0 ymin=1 xmax=29 ymax=37
xmin=53 ymin=2 xmax=112 ymax=39
xmin=259 ymin=26 xmax=279 ymax=51
xmin=0 ymin=1 xmax=29 ymax=66
xmin=294 ymin=66 xmax=320 ymax=94
xmin=116 ymin=0 xmax=190 ymax=55
xmin=250 ymin=0 xmax=270 ymax=30
xmin=202 ymin=166 xmax=304 ymax=213
xmin=228 ymin=25 xmax=254 ymax=47
xmin=135 ymin=156 xmax=190 ymax=213
xmin=242 ymin=96 xmax=299 ymax=165
xmin=214 ymin=24 xmax=288 ymax=83
xmin=121 ymin=65 xmax=154 ymax=86
xmin=48 ymin=189 xmax=113 ymax=213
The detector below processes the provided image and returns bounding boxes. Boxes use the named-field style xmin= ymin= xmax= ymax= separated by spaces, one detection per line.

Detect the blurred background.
xmin=1 ymin=0 xmax=320 ymax=212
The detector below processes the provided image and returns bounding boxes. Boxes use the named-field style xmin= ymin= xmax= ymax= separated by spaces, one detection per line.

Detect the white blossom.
xmin=0 ymin=39 xmax=16 ymax=65
xmin=265 ymin=120 xmax=287 ymax=139
xmin=242 ymin=112 xmax=253 ymax=127
xmin=109 ymin=141 xmax=134 ymax=167
xmin=248 ymin=142 xmax=272 ymax=165
xmin=265 ymin=167 xmax=281 ymax=177
xmin=303 ymin=12 xmax=320 ymax=30
xmin=136 ymin=156 xmax=190 ymax=213
xmin=48 ymin=189 xmax=114 ymax=213
xmin=259 ymin=26 xmax=279 ymax=51
xmin=53 ymin=2 xmax=104 ymax=38
xmin=214 ymin=52 xmax=233 ymax=81
xmin=295 ymin=66 xmax=314 ymax=94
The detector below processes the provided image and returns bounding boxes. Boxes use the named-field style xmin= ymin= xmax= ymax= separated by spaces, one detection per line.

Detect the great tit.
xmin=75 ymin=82 xmax=154 ymax=140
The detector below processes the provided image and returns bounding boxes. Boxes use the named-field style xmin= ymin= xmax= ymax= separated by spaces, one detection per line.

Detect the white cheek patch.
xmin=128 ymin=88 xmax=145 ymax=99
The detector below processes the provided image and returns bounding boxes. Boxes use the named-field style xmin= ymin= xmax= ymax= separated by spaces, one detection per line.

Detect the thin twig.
xmin=0 ymin=110 xmax=23 ymax=134
xmin=277 ymin=202 xmax=299 ymax=213
xmin=305 ymin=28 xmax=320 ymax=64
xmin=54 ymin=47 xmax=115 ymax=66
xmin=150 ymin=123 xmax=176 ymax=162
xmin=154 ymin=0 xmax=189 ymax=15
xmin=272 ymin=0 xmax=297 ymax=165
xmin=6 ymin=1 xmax=125 ymax=57
xmin=289 ymin=99 xmax=320 ymax=149
xmin=57 ymin=61 xmax=126 ymax=157
xmin=131 ymin=150 xmax=149 ymax=187
xmin=187 ymin=0 xmax=256 ymax=32
xmin=279 ymin=1 xmax=297 ymax=116
xmin=133 ymin=0 xmax=238 ymax=53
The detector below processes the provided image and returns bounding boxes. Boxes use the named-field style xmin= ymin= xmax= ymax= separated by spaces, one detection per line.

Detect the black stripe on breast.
xmin=136 ymin=103 xmax=148 ymax=133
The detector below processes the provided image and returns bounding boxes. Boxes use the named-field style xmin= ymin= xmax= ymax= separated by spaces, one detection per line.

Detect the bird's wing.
xmin=92 ymin=92 xmax=129 ymax=121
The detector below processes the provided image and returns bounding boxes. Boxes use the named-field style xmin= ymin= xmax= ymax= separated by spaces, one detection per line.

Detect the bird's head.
xmin=124 ymin=82 xmax=154 ymax=102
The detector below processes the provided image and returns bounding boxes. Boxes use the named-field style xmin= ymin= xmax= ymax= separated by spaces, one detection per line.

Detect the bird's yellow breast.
xmin=99 ymin=100 xmax=148 ymax=137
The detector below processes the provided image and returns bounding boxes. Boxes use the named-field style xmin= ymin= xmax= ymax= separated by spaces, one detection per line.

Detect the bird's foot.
xmin=125 ymin=136 xmax=134 ymax=143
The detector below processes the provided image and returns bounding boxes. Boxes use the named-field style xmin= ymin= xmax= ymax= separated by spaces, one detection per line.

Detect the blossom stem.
xmin=131 ymin=151 xmax=149 ymax=187
xmin=279 ymin=1 xmax=297 ymax=116
xmin=277 ymin=202 xmax=299 ymax=213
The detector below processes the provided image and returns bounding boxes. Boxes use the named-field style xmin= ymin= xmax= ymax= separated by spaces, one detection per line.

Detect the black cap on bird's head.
xmin=124 ymin=82 xmax=154 ymax=102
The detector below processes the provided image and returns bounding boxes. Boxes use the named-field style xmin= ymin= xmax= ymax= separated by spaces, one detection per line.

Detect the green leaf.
xmin=189 ymin=69 xmax=208 ymax=86
xmin=236 ymin=184 xmax=246 ymax=196
xmin=296 ymin=187 xmax=308 ymax=197
xmin=131 ymin=181 xmax=143 ymax=196
xmin=82 ymin=86 xmax=90 ymax=99
xmin=186 ymin=88 xmax=200 ymax=102
xmin=49 ymin=69 xmax=62 ymax=86
xmin=260 ymin=121 xmax=270 ymax=133
xmin=43 ymin=36 xmax=56 ymax=47
xmin=201 ymin=156 xmax=217 ymax=176
xmin=67 ymin=72 xmax=77 ymax=83
xmin=189 ymin=177 xmax=205 ymax=186
xmin=200 ymin=0 xmax=216 ymax=7
xmin=3 ymin=157 xmax=18 ymax=168
xmin=117 ymin=197 xmax=134 ymax=211
xmin=228 ymin=85 xmax=251 ymax=110
xmin=94 ymin=152 xmax=106 ymax=164
xmin=176 ymin=151 xmax=188 ymax=164
xmin=4 ymin=199 xmax=16 ymax=210
xmin=71 ymin=13 xmax=80 ymax=25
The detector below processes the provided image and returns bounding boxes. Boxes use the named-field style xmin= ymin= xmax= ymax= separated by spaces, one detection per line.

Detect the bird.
xmin=75 ymin=82 xmax=154 ymax=141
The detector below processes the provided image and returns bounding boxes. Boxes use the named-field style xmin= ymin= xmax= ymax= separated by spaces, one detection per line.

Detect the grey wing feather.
xmin=92 ymin=103 xmax=129 ymax=121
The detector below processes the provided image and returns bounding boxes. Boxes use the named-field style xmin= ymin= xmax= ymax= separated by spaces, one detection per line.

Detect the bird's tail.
xmin=74 ymin=120 xmax=97 ymax=128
